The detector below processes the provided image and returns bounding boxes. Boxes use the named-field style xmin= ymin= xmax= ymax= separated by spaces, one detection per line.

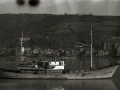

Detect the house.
xmin=44 ymin=49 xmax=53 ymax=57
xmin=1 ymin=47 xmax=15 ymax=56
xmin=96 ymin=50 xmax=103 ymax=56
xmin=24 ymin=48 xmax=31 ymax=56
xmin=96 ymin=50 xmax=110 ymax=56
xmin=32 ymin=46 xmax=40 ymax=54
xmin=101 ymin=42 xmax=113 ymax=50
xmin=101 ymin=40 xmax=120 ymax=51
xmin=15 ymin=45 xmax=21 ymax=55
xmin=113 ymin=47 xmax=120 ymax=57
xmin=20 ymin=38 xmax=30 ymax=41
xmin=65 ymin=49 xmax=73 ymax=57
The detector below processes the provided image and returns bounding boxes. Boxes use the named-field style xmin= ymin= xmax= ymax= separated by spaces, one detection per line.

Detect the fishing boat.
xmin=0 ymin=26 xmax=119 ymax=79
xmin=0 ymin=61 xmax=118 ymax=79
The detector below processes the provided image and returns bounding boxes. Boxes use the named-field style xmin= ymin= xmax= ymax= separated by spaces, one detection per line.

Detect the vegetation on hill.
xmin=0 ymin=14 xmax=120 ymax=50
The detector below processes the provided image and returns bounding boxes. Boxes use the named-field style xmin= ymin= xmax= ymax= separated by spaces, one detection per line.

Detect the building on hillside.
xmin=24 ymin=48 xmax=31 ymax=56
xmin=20 ymin=38 xmax=30 ymax=42
xmin=32 ymin=47 xmax=40 ymax=54
xmin=102 ymin=42 xmax=113 ymax=50
xmin=44 ymin=49 xmax=53 ymax=57
xmin=1 ymin=47 xmax=15 ymax=56
xmin=101 ymin=40 xmax=120 ymax=50
xmin=15 ymin=46 xmax=31 ymax=56
xmin=15 ymin=45 xmax=21 ymax=55
xmin=110 ymin=36 xmax=120 ymax=39
xmin=101 ymin=38 xmax=120 ymax=56
xmin=65 ymin=49 xmax=73 ymax=57
xmin=113 ymin=47 xmax=120 ymax=57
xmin=96 ymin=50 xmax=110 ymax=56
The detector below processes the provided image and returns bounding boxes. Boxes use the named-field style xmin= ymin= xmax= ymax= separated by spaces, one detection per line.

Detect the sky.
xmin=0 ymin=0 xmax=120 ymax=16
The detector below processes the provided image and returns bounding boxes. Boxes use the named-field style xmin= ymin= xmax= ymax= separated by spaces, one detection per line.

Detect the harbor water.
xmin=0 ymin=56 xmax=120 ymax=90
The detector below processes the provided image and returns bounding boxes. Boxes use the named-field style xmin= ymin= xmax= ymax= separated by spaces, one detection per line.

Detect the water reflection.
xmin=0 ymin=79 xmax=117 ymax=90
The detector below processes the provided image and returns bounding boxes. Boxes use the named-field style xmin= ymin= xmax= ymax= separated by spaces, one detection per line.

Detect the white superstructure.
xmin=49 ymin=61 xmax=65 ymax=70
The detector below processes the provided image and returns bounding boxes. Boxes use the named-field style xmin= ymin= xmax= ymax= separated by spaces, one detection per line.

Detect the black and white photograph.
xmin=0 ymin=0 xmax=120 ymax=90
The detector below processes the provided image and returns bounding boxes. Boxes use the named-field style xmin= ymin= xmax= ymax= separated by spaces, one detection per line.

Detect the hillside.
xmin=0 ymin=14 xmax=120 ymax=50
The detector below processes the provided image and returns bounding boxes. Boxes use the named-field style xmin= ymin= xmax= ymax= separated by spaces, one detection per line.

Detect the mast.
xmin=21 ymin=31 xmax=23 ymax=48
xmin=21 ymin=31 xmax=24 ymax=62
xmin=91 ymin=24 xmax=93 ymax=68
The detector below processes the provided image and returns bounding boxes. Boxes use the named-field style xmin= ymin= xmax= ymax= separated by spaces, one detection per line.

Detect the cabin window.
xmin=45 ymin=62 xmax=49 ymax=66
xmin=59 ymin=62 xmax=61 ymax=65
xmin=38 ymin=62 xmax=44 ymax=66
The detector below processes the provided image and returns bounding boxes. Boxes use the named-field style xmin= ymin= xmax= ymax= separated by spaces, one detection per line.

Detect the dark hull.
xmin=0 ymin=65 xmax=119 ymax=79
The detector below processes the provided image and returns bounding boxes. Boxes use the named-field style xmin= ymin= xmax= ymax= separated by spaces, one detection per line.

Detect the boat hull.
xmin=0 ymin=65 xmax=119 ymax=79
